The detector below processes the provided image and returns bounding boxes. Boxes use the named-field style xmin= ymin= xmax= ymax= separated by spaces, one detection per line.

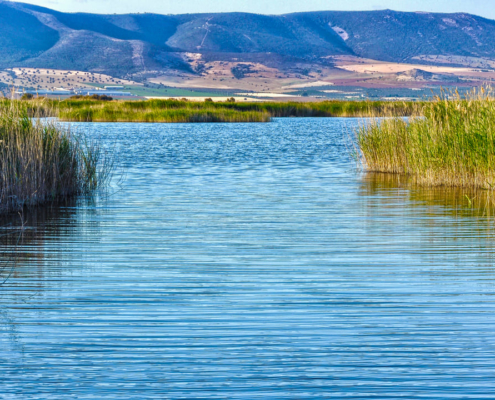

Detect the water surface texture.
xmin=1 ymin=119 xmax=495 ymax=399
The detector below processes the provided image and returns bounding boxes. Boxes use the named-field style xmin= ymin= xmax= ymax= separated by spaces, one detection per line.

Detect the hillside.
xmin=2 ymin=1 xmax=495 ymax=89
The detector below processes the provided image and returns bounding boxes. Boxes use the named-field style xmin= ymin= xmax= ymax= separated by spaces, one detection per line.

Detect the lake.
xmin=1 ymin=118 xmax=495 ymax=399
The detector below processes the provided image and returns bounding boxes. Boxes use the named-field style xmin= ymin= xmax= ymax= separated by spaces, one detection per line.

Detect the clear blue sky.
xmin=10 ymin=0 xmax=493 ymax=19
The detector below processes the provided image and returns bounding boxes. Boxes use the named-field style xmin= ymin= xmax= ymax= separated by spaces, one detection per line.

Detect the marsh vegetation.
xmin=357 ymin=89 xmax=495 ymax=189
xmin=18 ymin=98 xmax=417 ymax=123
xmin=0 ymin=100 xmax=110 ymax=214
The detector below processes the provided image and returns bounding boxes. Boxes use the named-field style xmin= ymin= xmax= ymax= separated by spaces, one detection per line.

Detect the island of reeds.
xmin=0 ymin=100 xmax=109 ymax=215
xmin=18 ymin=97 xmax=416 ymax=123
xmin=357 ymin=89 xmax=495 ymax=189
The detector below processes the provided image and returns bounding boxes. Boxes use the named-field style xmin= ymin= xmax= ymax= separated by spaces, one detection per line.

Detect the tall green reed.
xmin=357 ymin=88 xmax=495 ymax=188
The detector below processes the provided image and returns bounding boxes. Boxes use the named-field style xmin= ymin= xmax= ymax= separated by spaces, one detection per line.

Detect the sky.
xmin=9 ymin=0 xmax=494 ymax=19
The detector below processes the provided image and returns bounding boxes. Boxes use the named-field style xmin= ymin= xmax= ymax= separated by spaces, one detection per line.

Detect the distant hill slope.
xmin=303 ymin=11 xmax=495 ymax=62
xmin=2 ymin=1 xmax=495 ymax=78
xmin=0 ymin=2 xmax=59 ymax=64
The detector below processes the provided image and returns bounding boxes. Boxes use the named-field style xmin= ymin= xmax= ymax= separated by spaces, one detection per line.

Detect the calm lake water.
xmin=1 ymin=118 xmax=495 ymax=399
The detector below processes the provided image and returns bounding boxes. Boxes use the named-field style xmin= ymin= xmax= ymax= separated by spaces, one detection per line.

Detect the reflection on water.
xmin=0 ymin=199 xmax=104 ymax=387
xmin=0 ymin=199 xmax=102 ymax=290
xmin=361 ymin=172 xmax=495 ymax=283
xmin=363 ymin=172 xmax=495 ymax=218
xmin=0 ymin=224 xmax=20 ymax=288
xmin=1 ymin=118 xmax=495 ymax=399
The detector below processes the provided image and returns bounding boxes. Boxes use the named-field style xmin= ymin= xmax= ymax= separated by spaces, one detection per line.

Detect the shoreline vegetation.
xmin=12 ymin=98 xmax=417 ymax=123
xmin=357 ymin=88 xmax=495 ymax=189
xmin=3 ymin=89 xmax=494 ymax=216
xmin=0 ymin=101 xmax=111 ymax=215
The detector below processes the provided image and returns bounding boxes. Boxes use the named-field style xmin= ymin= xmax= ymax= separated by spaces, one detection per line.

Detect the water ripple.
xmin=1 ymin=118 xmax=495 ymax=399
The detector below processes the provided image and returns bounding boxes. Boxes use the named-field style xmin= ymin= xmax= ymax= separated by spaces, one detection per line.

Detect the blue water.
xmin=1 ymin=118 xmax=495 ymax=399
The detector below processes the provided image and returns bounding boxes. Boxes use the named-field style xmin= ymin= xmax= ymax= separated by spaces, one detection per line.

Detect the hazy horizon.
xmin=7 ymin=0 xmax=493 ymax=19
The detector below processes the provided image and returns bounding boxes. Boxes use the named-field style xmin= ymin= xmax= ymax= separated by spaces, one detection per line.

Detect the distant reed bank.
xmin=357 ymin=89 xmax=495 ymax=189
xmin=0 ymin=100 xmax=110 ymax=214
xmin=19 ymin=98 xmax=417 ymax=123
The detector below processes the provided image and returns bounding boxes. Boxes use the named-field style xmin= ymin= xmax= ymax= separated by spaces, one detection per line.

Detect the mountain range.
xmin=1 ymin=1 xmax=495 ymax=81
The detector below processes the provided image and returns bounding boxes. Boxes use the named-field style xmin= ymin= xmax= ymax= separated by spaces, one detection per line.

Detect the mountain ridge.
xmin=2 ymin=1 xmax=495 ymax=80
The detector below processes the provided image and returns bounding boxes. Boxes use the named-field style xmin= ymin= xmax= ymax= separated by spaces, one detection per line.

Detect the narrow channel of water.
xmin=1 ymin=118 xmax=495 ymax=399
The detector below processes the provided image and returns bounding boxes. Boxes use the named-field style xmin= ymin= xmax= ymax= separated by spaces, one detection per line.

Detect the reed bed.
xmin=357 ymin=88 xmax=495 ymax=189
xmin=57 ymin=100 xmax=271 ymax=123
xmin=18 ymin=98 xmax=417 ymax=123
xmin=0 ymin=100 xmax=110 ymax=214
xmin=226 ymin=100 xmax=416 ymax=118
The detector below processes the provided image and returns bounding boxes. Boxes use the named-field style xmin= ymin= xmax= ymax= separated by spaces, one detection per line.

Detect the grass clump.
xmin=0 ymin=100 xmax=110 ymax=214
xmin=357 ymin=88 xmax=495 ymax=189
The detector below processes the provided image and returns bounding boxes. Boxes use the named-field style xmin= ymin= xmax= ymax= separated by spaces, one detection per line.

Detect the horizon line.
xmin=4 ymin=1 xmax=486 ymax=20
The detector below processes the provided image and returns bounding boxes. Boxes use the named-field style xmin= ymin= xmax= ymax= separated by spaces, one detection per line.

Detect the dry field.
xmin=151 ymin=54 xmax=495 ymax=95
xmin=144 ymin=96 xmax=267 ymax=103
xmin=330 ymin=55 xmax=495 ymax=83
xmin=411 ymin=55 xmax=495 ymax=69
xmin=149 ymin=54 xmax=348 ymax=98
xmin=2 ymin=54 xmax=495 ymax=101
xmin=149 ymin=53 xmax=495 ymax=97
xmin=0 ymin=68 xmax=138 ymax=91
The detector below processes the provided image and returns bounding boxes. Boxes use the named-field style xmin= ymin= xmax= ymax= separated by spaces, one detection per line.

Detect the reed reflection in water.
xmin=363 ymin=171 xmax=495 ymax=218
xmin=0 ymin=198 xmax=103 ymax=292
xmin=361 ymin=172 xmax=495 ymax=281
